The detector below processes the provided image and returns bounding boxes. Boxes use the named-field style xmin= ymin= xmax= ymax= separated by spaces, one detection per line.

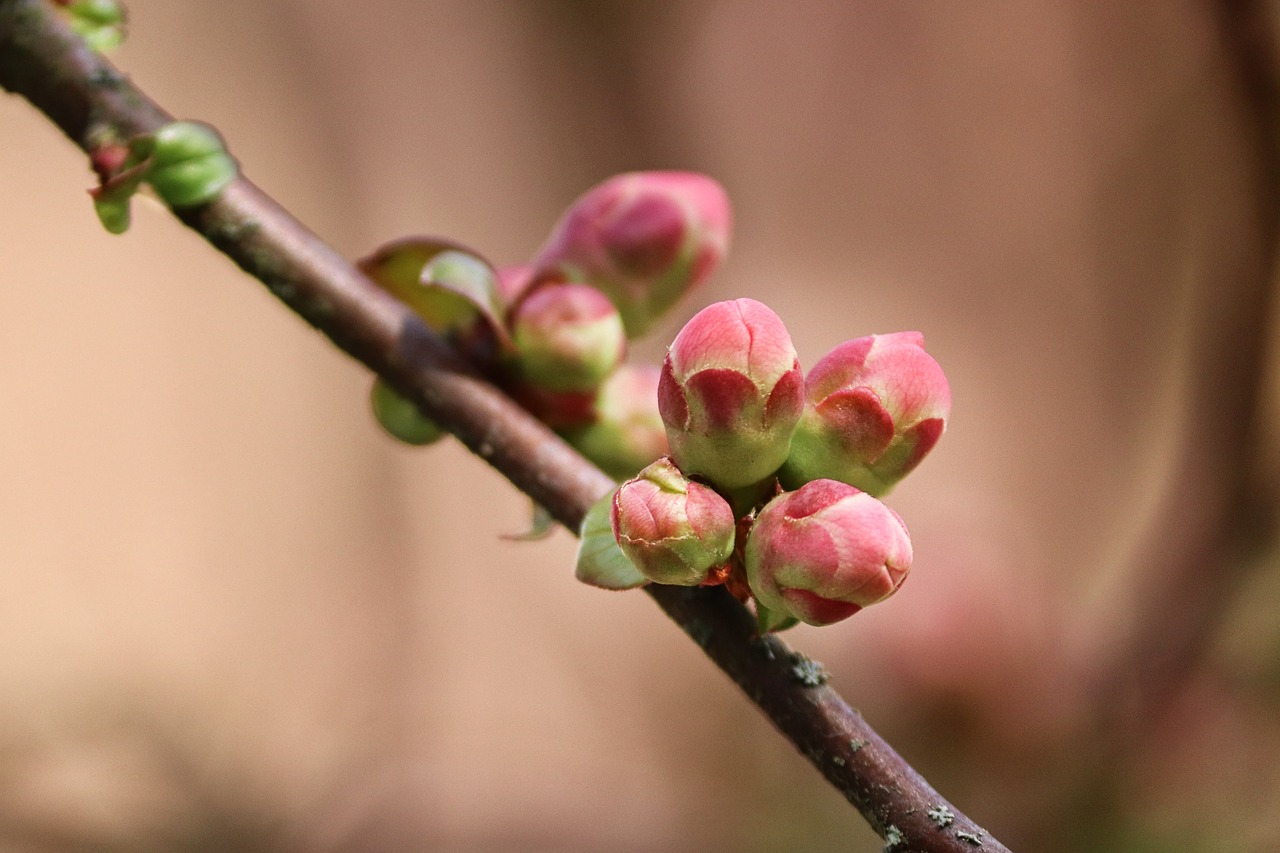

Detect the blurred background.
xmin=3 ymin=1 xmax=1280 ymax=850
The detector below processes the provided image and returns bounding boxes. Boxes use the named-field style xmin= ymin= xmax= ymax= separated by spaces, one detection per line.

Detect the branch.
xmin=0 ymin=3 xmax=1007 ymax=849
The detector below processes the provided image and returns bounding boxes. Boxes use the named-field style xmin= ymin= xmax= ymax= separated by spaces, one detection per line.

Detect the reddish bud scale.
xmin=89 ymin=140 xmax=129 ymax=181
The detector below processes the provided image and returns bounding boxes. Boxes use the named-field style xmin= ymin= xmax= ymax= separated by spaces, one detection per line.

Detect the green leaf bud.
xmin=146 ymin=121 xmax=238 ymax=208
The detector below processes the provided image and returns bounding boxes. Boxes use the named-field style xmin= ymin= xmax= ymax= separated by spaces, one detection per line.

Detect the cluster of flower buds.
xmin=578 ymin=296 xmax=950 ymax=631
xmin=358 ymin=168 xmax=950 ymax=631
xmin=361 ymin=171 xmax=732 ymax=480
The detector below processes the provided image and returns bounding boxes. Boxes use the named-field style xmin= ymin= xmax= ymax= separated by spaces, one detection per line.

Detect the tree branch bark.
xmin=0 ymin=2 xmax=1007 ymax=849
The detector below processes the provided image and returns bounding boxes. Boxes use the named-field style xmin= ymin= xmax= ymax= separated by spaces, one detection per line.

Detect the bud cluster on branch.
xmin=362 ymin=171 xmax=730 ymax=481
xmin=359 ymin=168 xmax=951 ymax=633
xmin=583 ymin=294 xmax=950 ymax=631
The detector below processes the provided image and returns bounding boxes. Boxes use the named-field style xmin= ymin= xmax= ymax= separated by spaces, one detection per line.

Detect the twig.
xmin=0 ymin=2 xmax=1008 ymax=849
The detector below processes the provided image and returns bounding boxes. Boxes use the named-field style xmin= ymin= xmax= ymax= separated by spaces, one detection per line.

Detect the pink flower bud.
xmin=531 ymin=171 xmax=731 ymax=337
xmin=611 ymin=458 xmax=736 ymax=586
xmin=658 ymin=299 xmax=804 ymax=490
xmin=561 ymin=364 xmax=669 ymax=480
xmin=745 ymin=479 xmax=912 ymax=626
xmin=509 ymin=282 xmax=626 ymax=393
xmin=781 ymin=332 xmax=950 ymax=496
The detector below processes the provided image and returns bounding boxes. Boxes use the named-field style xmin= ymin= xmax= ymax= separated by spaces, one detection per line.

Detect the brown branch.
xmin=0 ymin=2 xmax=1008 ymax=849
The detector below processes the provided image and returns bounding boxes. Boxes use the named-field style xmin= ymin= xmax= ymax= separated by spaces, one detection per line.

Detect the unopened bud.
xmin=531 ymin=172 xmax=731 ymax=337
xmin=611 ymin=458 xmax=736 ymax=586
xmin=658 ymin=299 xmax=804 ymax=490
xmin=781 ymin=332 xmax=949 ymax=496
xmin=509 ymin=282 xmax=625 ymax=393
xmin=745 ymin=479 xmax=912 ymax=626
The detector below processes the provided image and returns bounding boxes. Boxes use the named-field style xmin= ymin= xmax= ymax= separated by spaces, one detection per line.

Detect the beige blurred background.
xmin=3 ymin=1 xmax=1280 ymax=850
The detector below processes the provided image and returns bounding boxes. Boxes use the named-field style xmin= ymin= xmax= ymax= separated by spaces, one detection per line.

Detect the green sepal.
xmin=575 ymin=490 xmax=648 ymax=590
xmin=358 ymin=238 xmax=511 ymax=350
xmin=370 ymin=379 xmax=446 ymax=446
xmin=756 ymin=601 xmax=800 ymax=634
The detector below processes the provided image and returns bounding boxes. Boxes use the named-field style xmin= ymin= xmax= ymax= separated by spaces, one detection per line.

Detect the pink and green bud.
xmin=611 ymin=458 xmax=736 ymax=586
xmin=509 ymin=282 xmax=626 ymax=393
xmin=561 ymin=364 xmax=669 ymax=480
xmin=531 ymin=171 xmax=731 ymax=337
xmin=745 ymin=479 xmax=912 ymax=626
xmin=781 ymin=332 xmax=950 ymax=496
xmin=658 ymin=299 xmax=804 ymax=490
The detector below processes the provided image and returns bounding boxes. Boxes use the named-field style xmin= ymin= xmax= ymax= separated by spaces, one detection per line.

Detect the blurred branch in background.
xmin=1063 ymin=0 xmax=1280 ymax=845
xmin=1095 ymin=0 xmax=1280 ymax=710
